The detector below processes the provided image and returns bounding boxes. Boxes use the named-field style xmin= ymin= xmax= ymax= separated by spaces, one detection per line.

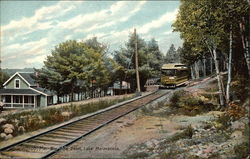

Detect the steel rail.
xmin=0 ymin=90 xmax=169 ymax=158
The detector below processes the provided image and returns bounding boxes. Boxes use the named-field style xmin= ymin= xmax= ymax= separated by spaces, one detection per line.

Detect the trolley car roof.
xmin=161 ymin=63 xmax=187 ymax=70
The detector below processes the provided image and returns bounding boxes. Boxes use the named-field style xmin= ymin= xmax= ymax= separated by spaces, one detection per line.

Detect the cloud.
xmin=34 ymin=1 xmax=76 ymax=21
xmin=26 ymin=55 xmax=47 ymax=64
xmin=158 ymin=32 xmax=183 ymax=53
xmin=1 ymin=1 xmax=79 ymax=42
xmin=83 ymin=32 xmax=109 ymax=41
xmin=138 ymin=9 xmax=178 ymax=34
xmin=1 ymin=1 xmax=182 ymax=69
xmin=2 ymin=38 xmax=49 ymax=59
xmin=64 ymin=35 xmax=73 ymax=40
xmin=163 ymin=30 xmax=173 ymax=35
xmin=2 ymin=38 xmax=49 ymax=69
xmin=59 ymin=1 xmax=146 ymax=33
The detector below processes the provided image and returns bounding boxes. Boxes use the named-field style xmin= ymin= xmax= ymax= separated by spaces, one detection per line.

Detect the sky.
xmin=0 ymin=1 xmax=182 ymax=69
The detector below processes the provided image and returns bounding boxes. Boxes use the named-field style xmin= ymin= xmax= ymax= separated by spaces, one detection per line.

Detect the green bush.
xmin=1 ymin=96 xmax=132 ymax=141
xmin=213 ymin=114 xmax=231 ymax=131
xmin=232 ymin=74 xmax=250 ymax=102
xmin=169 ymin=89 xmax=217 ymax=116
xmin=127 ymin=152 xmax=149 ymax=158
xmin=168 ymin=125 xmax=194 ymax=142
xmin=182 ymin=97 xmax=203 ymax=107
xmin=170 ymin=90 xmax=187 ymax=108
xmin=234 ymin=141 xmax=249 ymax=159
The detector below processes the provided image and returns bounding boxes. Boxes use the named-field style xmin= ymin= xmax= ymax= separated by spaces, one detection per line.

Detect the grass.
xmin=0 ymin=96 xmax=133 ymax=141
xmin=169 ymin=90 xmax=217 ymax=116
xmin=159 ymin=148 xmax=187 ymax=159
xmin=127 ymin=152 xmax=149 ymax=158
xmin=234 ymin=141 xmax=250 ymax=159
xmin=169 ymin=125 xmax=194 ymax=141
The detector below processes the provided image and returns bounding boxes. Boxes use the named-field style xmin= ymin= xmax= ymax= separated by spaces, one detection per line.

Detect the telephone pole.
xmin=134 ymin=28 xmax=141 ymax=95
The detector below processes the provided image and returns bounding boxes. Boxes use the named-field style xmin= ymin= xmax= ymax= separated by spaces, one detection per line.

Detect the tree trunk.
xmin=203 ymin=56 xmax=206 ymax=77
xmin=190 ymin=64 xmax=195 ymax=79
xmin=195 ymin=61 xmax=200 ymax=79
xmin=240 ymin=17 xmax=250 ymax=76
xmin=226 ymin=25 xmax=233 ymax=104
xmin=210 ymin=57 xmax=213 ymax=75
xmin=213 ymin=48 xmax=225 ymax=106
xmin=120 ymin=80 xmax=123 ymax=95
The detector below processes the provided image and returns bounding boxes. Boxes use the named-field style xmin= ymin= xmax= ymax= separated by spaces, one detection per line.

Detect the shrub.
xmin=170 ymin=90 xmax=187 ymax=108
xmin=127 ymin=152 xmax=149 ymax=158
xmin=0 ymin=96 xmax=132 ymax=141
xmin=159 ymin=148 xmax=187 ymax=159
xmin=214 ymin=114 xmax=231 ymax=130
xmin=234 ymin=141 xmax=249 ymax=159
xmin=169 ymin=90 xmax=217 ymax=116
xmin=169 ymin=125 xmax=194 ymax=142
xmin=231 ymin=74 xmax=250 ymax=102
xmin=226 ymin=102 xmax=246 ymax=121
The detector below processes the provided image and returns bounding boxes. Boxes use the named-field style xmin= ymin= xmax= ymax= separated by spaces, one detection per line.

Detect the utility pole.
xmin=134 ymin=28 xmax=141 ymax=95
xmin=0 ymin=47 xmax=2 ymax=86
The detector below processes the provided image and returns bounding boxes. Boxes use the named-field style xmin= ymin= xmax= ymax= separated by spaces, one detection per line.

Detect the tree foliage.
xmin=173 ymin=0 xmax=249 ymax=68
xmin=113 ymin=34 xmax=164 ymax=91
xmin=173 ymin=0 xmax=250 ymax=105
xmin=165 ymin=44 xmax=181 ymax=63
xmin=36 ymin=40 xmax=112 ymax=101
xmin=0 ymin=71 xmax=9 ymax=89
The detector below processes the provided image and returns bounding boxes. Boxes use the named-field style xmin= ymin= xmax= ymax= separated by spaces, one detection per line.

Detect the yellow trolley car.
xmin=160 ymin=63 xmax=189 ymax=88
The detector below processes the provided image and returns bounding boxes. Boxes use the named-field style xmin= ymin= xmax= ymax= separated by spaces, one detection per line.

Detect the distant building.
xmin=0 ymin=72 xmax=53 ymax=108
xmin=108 ymin=81 xmax=131 ymax=95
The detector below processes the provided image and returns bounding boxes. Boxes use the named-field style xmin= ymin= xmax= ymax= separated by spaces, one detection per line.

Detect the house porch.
xmin=1 ymin=95 xmax=38 ymax=108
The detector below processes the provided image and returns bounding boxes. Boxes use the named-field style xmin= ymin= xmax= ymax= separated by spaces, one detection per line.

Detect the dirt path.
xmin=51 ymin=111 xmax=181 ymax=158
xmin=51 ymin=77 xmax=221 ymax=158
xmin=51 ymin=106 xmax=221 ymax=158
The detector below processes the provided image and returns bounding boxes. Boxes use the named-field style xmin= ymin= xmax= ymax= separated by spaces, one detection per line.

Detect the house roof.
xmin=110 ymin=81 xmax=130 ymax=89
xmin=0 ymin=89 xmax=40 ymax=95
xmin=31 ymin=87 xmax=54 ymax=96
xmin=3 ymin=72 xmax=36 ymax=87
xmin=19 ymin=73 xmax=36 ymax=86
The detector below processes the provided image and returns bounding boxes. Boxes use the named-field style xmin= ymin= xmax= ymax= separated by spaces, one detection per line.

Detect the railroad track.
xmin=0 ymin=90 xmax=169 ymax=158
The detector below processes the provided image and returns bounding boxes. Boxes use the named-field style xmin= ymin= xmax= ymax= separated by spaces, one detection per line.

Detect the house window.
xmin=15 ymin=79 xmax=20 ymax=89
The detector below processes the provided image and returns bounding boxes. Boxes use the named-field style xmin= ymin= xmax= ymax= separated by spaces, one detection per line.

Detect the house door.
xmin=37 ymin=96 xmax=41 ymax=107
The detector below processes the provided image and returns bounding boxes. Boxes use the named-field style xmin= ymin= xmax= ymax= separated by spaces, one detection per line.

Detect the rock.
xmin=231 ymin=121 xmax=245 ymax=130
xmin=151 ymin=139 xmax=160 ymax=146
xmin=203 ymin=146 xmax=214 ymax=154
xmin=0 ymin=118 xmax=6 ymax=124
xmin=38 ymin=115 xmax=43 ymax=120
xmin=40 ymin=120 xmax=46 ymax=124
xmin=5 ymin=134 xmax=13 ymax=140
xmin=230 ymin=130 xmax=243 ymax=139
xmin=145 ymin=141 xmax=155 ymax=149
xmin=18 ymin=126 xmax=25 ymax=133
xmin=61 ymin=111 xmax=71 ymax=117
xmin=176 ymin=154 xmax=185 ymax=159
xmin=239 ymin=117 xmax=249 ymax=124
xmin=12 ymin=119 xmax=19 ymax=124
xmin=199 ymin=95 xmax=209 ymax=102
xmin=2 ymin=124 xmax=14 ymax=130
xmin=0 ymin=133 xmax=6 ymax=138
xmin=4 ymin=127 xmax=13 ymax=134
xmin=196 ymin=149 xmax=203 ymax=156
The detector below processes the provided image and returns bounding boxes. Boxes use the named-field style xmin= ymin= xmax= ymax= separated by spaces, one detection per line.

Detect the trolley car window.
xmin=176 ymin=70 xmax=188 ymax=76
xmin=161 ymin=69 xmax=176 ymax=76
